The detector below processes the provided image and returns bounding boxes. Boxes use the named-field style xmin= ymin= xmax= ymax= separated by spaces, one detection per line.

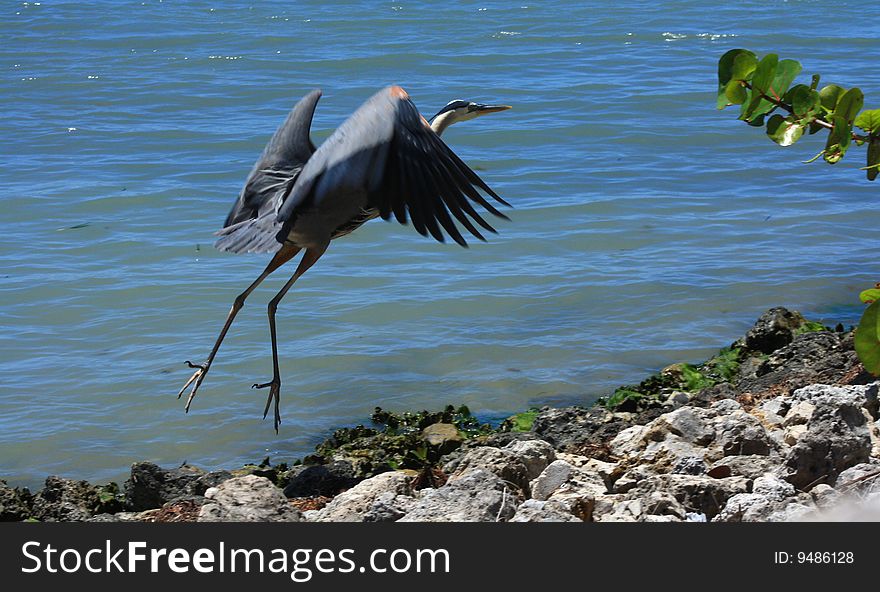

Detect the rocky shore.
xmin=3 ymin=307 xmax=879 ymax=522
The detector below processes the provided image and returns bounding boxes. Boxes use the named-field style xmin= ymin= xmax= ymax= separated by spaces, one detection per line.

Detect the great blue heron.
xmin=177 ymin=86 xmax=511 ymax=431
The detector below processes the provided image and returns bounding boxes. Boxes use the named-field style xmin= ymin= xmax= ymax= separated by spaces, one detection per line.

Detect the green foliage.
xmin=717 ymin=49 xmax=880 ymax=375
xmin=602 ymin=388 xmax=653 ymax=411
xmin=795 ymin=320 xmax=827 ymax=335
xmin=500 ymin=409 xmax=539 ymax=433
xmin=855 ymin=300 xmax=880 ymax=376
xmin=310 ymin=405 xmax=495 ymax=477
xmin=717 ymin=49 xmax=878 ymax=177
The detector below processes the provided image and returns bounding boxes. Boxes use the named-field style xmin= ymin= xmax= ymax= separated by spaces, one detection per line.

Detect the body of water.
xmin=3 ymin=0 xmax=879 ymax=488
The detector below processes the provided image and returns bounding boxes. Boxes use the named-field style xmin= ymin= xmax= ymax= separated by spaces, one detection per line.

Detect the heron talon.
xmin=177 ymin=360 xmax=210 ymax=413
xmin=253 ymin=379 xmax=282 ymax=433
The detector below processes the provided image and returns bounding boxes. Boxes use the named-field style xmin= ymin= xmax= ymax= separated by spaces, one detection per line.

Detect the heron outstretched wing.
xmin=275 ymin=86 xmax=509 ymax=247
xmin=222 ymin=89 xmax=322 ymax=228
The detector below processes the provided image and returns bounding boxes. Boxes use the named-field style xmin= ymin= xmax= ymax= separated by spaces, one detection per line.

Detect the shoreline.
xmin=3 ymin=306 xmax=879 ymax=522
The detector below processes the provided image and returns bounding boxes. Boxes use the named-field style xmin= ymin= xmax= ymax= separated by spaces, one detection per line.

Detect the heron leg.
xmin=178 ymin=243 xmax=301 ymax=412
xmin=253 ymin=245 xmax=327 ymax=432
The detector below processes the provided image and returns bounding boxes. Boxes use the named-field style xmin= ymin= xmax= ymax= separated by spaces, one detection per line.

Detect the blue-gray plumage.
xmin=178 ymin=86 xmax=511 ymax=431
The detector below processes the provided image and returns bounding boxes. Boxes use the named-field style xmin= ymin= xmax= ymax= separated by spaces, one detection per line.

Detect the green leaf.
xmin=810 ymin=74 xmax=820 ymax=91
xmin=740 ymin=53 xmax=778 ymax=121
xmin=855 ymin=109 xmax=880 ymax=134
xmin=859 ymin=288 xmax=880 ymax=304
xmin=717 ymin=49 xmax=757 ymax=109
xmin=824 ymin=114 xmax=852 ymax=164
xmin=819 ymin=84 xmax=845 ymax=112
xmin=787 ymin=85 xmax=822 ymax=121
xmin=855 ymin=300 xmax=880 ymax=376
xmin=766 ymin=114 xmax=805 ymax=146
xmin=747 ymin=58 xmax=802 ymax=121
xmin=731 ymin=52 xmax=758 ymax=82
xmin=867 ymin=138 xmax=880 ymax=181
xmin=725 ymin=80 xmax=748 ymax=105
xmin=834 ymin=87 xmax=864 ymax=122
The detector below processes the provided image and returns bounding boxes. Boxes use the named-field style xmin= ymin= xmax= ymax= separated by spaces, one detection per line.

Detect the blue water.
xmin=2 ymin=0 xmax=879 ymax=489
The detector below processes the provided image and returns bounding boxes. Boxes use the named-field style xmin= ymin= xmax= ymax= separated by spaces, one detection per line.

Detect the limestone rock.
xmin=363 ymin=492 xmax=418 ymax=523
xmin=504 ymin=439 xmax=556 ymax=481
xmin=124 ymin=462 xmax=210 ymax=511
xmin=445 ymin=446 xmax=530 ymax=494
xmin=421 ymin=423 xmax=463 ymax=455
xmin=0 ymin=480 xmax=32 ymax=521
xmin=398 ymin=469 xmax=516 ymax=522
xmin=31 ymin=476 xmax=101 ymax=522
xmin=742 ymin=307 xmax=807 ymax=354
xmin=282 ymin=461 xmax=358 ymax=498
xmin=783 ymin=387 xmax=872 ymax=489
xmin=632 ymin=474 xmax=751 ymax=519
xmin=311 ymin=471 xmax=412 ymax=522
xmin=509 ymin=499 xmax=581 ymax=522
xmin=198 ymin=475 xmax=302 ymax=522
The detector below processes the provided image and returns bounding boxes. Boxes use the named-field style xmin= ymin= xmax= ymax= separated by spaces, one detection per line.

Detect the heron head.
xmin=429 ymin=100 xmax=511 ymax=135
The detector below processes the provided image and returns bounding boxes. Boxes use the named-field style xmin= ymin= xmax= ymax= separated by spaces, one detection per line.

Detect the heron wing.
xmin=375 ymin=89 xmax=511 ymax=246
xmin=221 ymin=89 xmax=322 ymax=229
xmin=274 ymin=86 xmax=509 ymax=247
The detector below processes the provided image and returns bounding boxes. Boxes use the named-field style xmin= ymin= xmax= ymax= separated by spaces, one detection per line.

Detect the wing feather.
xmin=369 ymin=89 xmax=509 ymax=246
xmin=215 ymin=89 xmax=321 ymax=253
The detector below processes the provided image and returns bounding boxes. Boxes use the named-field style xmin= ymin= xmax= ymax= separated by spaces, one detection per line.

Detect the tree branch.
xmin=742 ymin=81 xmax=867 ymax=142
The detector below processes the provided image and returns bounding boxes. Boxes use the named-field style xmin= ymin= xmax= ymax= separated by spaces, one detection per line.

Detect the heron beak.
xmin=475 ymin=104 xmax=512 ymax=114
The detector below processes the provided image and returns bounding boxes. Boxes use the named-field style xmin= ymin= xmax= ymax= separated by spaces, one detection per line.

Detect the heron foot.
xmin=252 ymin=378 xmax=282 ymax=433
xmin=177 ymin=360 xmax=209 ymax=413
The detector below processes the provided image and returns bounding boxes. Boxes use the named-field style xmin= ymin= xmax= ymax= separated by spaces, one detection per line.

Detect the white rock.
xmin=504 ymin=439 xmax=556 ymax=481
xmin=530 ymin=460 xmax=573 ymax=501
xmin=783 ymin=424 xmax=807 ymax=446
xmin=198 ymin=475 xmax=302 ymax=522
xmin=782 ymin=400 xmax=815 ymax=427
xmin=312 ymin=471 xmax=412 ymax=522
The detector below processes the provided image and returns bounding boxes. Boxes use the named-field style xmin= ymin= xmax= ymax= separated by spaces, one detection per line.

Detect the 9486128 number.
xmin=797 ymin=552 xmax=854 ymax=564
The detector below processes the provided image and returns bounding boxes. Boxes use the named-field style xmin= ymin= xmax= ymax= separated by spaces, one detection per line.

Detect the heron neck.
xmin=430 ymin=111 xmax=456 ymax=136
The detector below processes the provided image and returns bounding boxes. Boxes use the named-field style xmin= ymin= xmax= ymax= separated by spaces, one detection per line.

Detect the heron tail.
xmin=214 ymin=212 xmax=284 ymax=254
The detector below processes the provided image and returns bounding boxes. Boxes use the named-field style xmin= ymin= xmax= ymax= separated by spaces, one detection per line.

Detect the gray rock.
xmin=713 ymin=475 xmax=804 ymax=522
xmin=708 ymin=455 xmax=779 ymax=480
xmin=752 ymin=474 xmax=796 ymax=499
xmin=530 ymin=460 xmax=573 ymax=501
xmin=421 ymin=423 xmax=463 ymax=455
xmin=641 ymin=490 xmax=687 ymax=520
xmin=655 ymin=407 xmax=716 ymax=446
xmin=737 ymin=331 xmax=865 ymax=398
xmin=792 ymin=383 xmax=875 ymax=407
xmin=445 ymin=446 xmax=530 ymax=494
xmin=782 ymin=401 xmax=815 ymax=427
xmin=312 ymin=471 xmax=412 ymax=522
xmin=742 ymin=307 xmax=807 ymax=354
xmin=0 ymin=480 xmax=32 ymax=521
xmin=198 ymin=475 xmax=302 ymax=522
xmin=31 ymin=476 xmax=101 ymax=522
xmin=762 ymin=397 xmax=791 ymax=418
xmin=783 ymin=388 xmax=872 ymax=489
xmin=710 ymin=399 xmax=742 ymax=414
xmin=363 ymin=492 xmax=418 ymax=523
xmin=835 ymin=463 xmax=880 ymax=495
xmin=715 ymin=411 xmax=772 ymax=456
xmin=398 ymin=469 xmax=516 ymax=522
xmin=632 ymin=474 xmax=751 ymax=519
xmin=504 ymin=439 xmax=556 ymax=481
xmin=509 ymin=499 xmax=581 ymax=522
xmin=124 ymin=462 xmax=206 ymax=511
xmin=282 ymin=461 xmax=358 ymax=498
xmin=672 ymin=456 xmax=707 ymax=475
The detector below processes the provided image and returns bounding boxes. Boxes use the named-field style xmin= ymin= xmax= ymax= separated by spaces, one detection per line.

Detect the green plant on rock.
xmin=499 ymin=409 xmax=540 ymax=432
xmin=717 ymin=49 xmax=880 ymax=375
